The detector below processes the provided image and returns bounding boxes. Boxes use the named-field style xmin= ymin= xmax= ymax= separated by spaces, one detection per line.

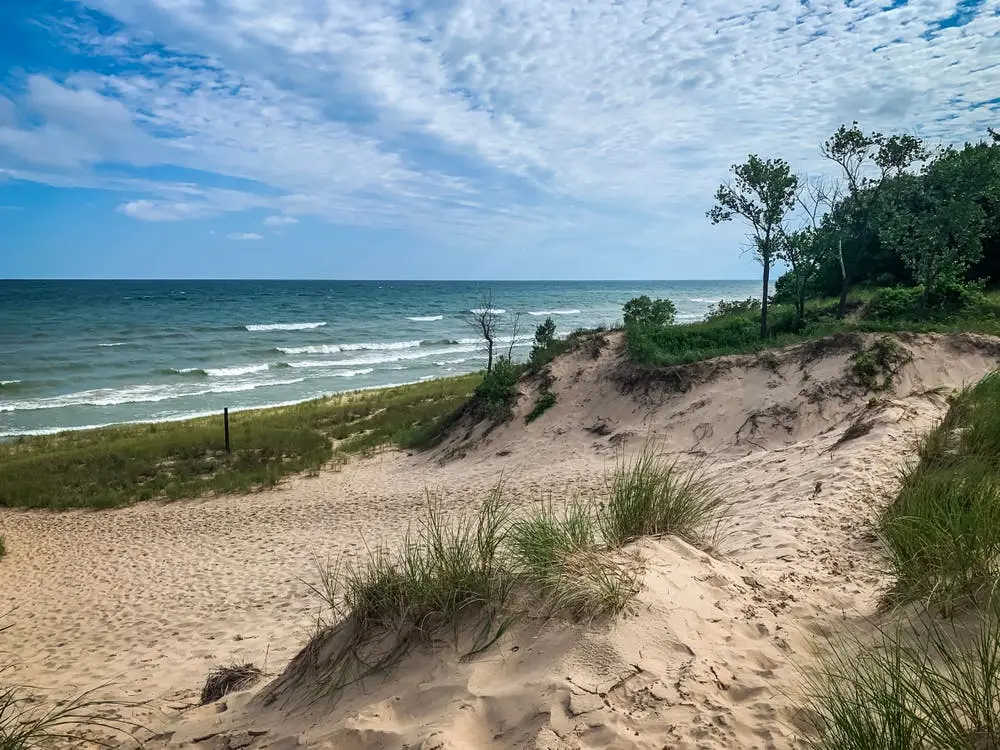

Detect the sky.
xmin=0 ymin=0 xmax=997 ymax=280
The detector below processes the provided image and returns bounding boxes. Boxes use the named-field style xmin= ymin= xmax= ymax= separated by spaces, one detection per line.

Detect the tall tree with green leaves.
xmin=821 ymin=122 xmax=927 ymax=316
xmin=708 ymin=155 xmax=798 ymax=338
xmin=880 ymin=144 xmax=997 ymax=306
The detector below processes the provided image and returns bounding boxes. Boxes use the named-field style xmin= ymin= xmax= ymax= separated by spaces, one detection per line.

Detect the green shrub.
xmin=525 ymin=392 xmax=557 ymax=424
xmin=528 ymin=318 xmax=558 ymax=371
xmin=599 ymin=444 xmax=723 ymax=548
xmin=623 ymin=296 xmax=676 ymax=328
xmin=704 ymin=297 xmax=761 ymax=321
xmin=850 ymin=337 xmax=911 ymax=391
xmin=474 ymin=356 xmax=520 ymax=419
xmin=626 ymin=314 xmax=761 ymax=366
xmin=865 ymin=286 xmax=924 ymax=320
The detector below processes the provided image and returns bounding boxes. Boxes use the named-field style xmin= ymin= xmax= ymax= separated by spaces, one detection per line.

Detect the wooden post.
xmin=224 ymin=407 xmax=231 ymax=454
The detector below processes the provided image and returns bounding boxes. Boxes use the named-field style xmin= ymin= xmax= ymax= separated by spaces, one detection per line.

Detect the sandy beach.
xmin=2 ymin=331 xmax=998 ymax=749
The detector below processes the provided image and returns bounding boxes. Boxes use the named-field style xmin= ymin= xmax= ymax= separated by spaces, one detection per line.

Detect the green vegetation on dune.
xmin=879 ymin=371 xmax=1000 ymax=612
xmin=288 ymin=447 xmax=717 ymax=701
xmin=0 ymin=374 xmax=479 ymax=510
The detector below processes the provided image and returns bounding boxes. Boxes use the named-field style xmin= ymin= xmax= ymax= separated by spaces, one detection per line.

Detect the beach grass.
xmin=803 ymin=610 xmax=1000 ymax=749
xmin=0 ymin=374 xmax=479 ymax=510
xmin=878 ymin=371 xmax=1000 ymax=611
xmin=297 ymin=447 xmax=712 ymax=698
xmin=599 ymin=443 xmax=724 ymax=548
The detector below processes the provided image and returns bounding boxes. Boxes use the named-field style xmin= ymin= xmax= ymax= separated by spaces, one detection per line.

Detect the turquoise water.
xmin=0 ymin=280 xmax=759 ymax=437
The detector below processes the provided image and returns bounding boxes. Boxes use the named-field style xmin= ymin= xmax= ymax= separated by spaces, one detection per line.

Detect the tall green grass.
xmin=0 ymin=374 xmax=479 ymax=509
xmin=879 ymin=371 xmax=1000 ymax=610
xmin=508 ymin=501 xmax=640 ymax=619
xmin=600 ymin=444 xmax=724 ymax=547
xmin=295 ymin=448 xmax=717 ymax=698
xmin=803 ymin=611 xmax=1000 ymax=749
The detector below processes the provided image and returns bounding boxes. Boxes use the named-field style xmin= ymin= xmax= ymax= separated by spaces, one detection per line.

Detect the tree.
xmin=880 ymin=146 xmax=992 ymax=306
xmin=528 ymin=317 xmax=557 ymax=369
xmin=780 ymin=179 xmax=840 ymax=327
xmin=622 ymin=295 xmax=676 ymax=327
xmin=468 ymin=292 xmax=502 ymax=373
xmin=821 ymin=122 xmax=927 ymax=316
xmin=708 ymin=155 xmax=798 ymax=338
xmin=777 ymin=228 xmax=822 ymax=327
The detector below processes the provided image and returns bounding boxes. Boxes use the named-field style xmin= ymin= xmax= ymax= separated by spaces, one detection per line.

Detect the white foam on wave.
xmin=527 ymin=309 xmax=581 ymax=316
xmin=277 ymin=340 xmax=422 ymax=355
xmin=434 ymin=358 xmax=471 ymax=366
xmin=246 ymin=322 xmax=327 ymax=332
xmin=0 ymin=377 xmax=308 ymax=412
xmin=469 ymin=308 xmax=506 ymax=315
xmin=330 ymin=368 xmax=374 ymax=378
xmin=407 ymin=315 xmax=443 ymax=322
xmin=0 ymin=380 xmax=21 ymax=386
xmin=688 ymin=298 xmax=716 ymax=303
xmin=98 ymin=342 xmax=128 ymax=347
xmin=205 ymin=364 xmax=270 ymax=378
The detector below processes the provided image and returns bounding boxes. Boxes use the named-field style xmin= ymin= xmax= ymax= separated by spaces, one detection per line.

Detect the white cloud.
xmin=2 ymin=0 xmax=997 ymax=258
xmin=262 ymin=214 xmax=298 ymax=227
xmin=226 ymin=232 xmax=263 ymax=241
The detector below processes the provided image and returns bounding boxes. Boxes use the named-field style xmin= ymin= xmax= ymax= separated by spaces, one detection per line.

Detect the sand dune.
xmin=1 ymin=331 xmax=998 ymax=749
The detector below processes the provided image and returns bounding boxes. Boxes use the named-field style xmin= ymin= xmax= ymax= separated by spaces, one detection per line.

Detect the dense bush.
xmin=527 ymin=318 xmax=560 ymax=372
xmin=704 ymin=297 xmax=761 ymax=321
xmin=865 ymin=281 xmax=987 ymax=321
xmin=474 ymin=356 xmax=521 ymax=419
xmin=623 ymin=296 xmax=676 ymax=328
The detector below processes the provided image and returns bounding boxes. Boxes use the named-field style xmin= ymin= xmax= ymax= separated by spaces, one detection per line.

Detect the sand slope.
xmin=1 ymin=331 xmax=998 ymax=749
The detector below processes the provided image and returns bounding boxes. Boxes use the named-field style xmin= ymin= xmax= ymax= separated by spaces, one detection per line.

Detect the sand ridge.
xmin=1 ymin=331 xmax=998 ymax=748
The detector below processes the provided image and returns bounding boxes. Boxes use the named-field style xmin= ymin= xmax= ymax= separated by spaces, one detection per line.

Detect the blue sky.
xmin=0 ymin=0 xmax=997 ymax=280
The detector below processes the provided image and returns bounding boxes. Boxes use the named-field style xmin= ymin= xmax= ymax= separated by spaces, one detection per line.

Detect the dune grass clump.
xmin=302 ymin=486 xmax=518 ymax=695
xmin=0 ymin=538 xmax=4 ymax=560
xmin=200 ymin=663 xmax=263 ymax=705
xmin=599 ymin=444 xmax=723 ymax=548
xmin=879 ymin=371 xmax=1000 ymax=610
xmin=524 ymin=391 xmax=557 ymax=424
xmin=803 ymin=611 xmax=1000 ymax=749
xmin=508 ymin=502 xmax=640 ymax=619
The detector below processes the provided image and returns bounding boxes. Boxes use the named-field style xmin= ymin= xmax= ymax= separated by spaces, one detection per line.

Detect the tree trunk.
xmin=836 ymin=237 xmax=849 ymax=319
xmin=760 ymin=260 xmax=770 ymax=340
xmin=486 ymin=339 xmax=494 ymax=373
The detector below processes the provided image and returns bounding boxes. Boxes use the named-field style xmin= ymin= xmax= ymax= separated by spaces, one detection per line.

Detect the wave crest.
xmin=246 ymin=322 xmax=327 ymax=332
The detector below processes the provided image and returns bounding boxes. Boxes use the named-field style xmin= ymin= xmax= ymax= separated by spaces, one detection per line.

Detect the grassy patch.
xmin=599 ymin=443 xmax=724 ymax=548
xmin=525 ymin=391 xmax=557 ymax=424
xmin=625 ymin=291 xmax=1000 ymax=369
xmin=0 ymin=374 xmax=479 ymax=510
xmin=850 ymin=337 xmax=912 ymax=392
xmin=295 ymin=447 xmax=717 ymax=699
xmin=803 ymin=611 xmax=1000 ymax=749
xmin=878 ymin=371 xmax=1000 ymax=611
xmin=508 ymin=501 xmax=640 ymax=618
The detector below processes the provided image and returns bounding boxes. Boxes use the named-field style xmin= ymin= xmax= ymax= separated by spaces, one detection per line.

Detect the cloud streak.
xmin=0 ymin=0 xmax=997 ymax=255
xmin=226 ymin=232 xmax=263 ymax=241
